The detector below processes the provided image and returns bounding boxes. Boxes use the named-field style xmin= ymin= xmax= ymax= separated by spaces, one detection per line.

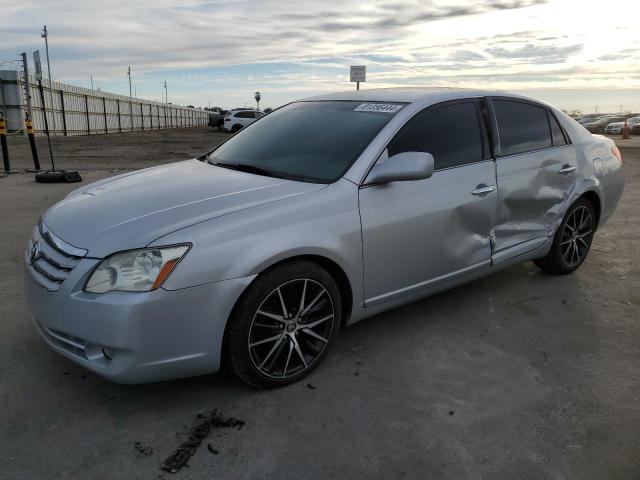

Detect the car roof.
xmin=300 ymin=87 xmax=544 ymax=105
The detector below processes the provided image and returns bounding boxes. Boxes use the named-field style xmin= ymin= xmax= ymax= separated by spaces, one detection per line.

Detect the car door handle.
xmin=558 ymin=165 xmax=576 ymax=174
xmin=471 ymin=184 xmax=496 ymax=195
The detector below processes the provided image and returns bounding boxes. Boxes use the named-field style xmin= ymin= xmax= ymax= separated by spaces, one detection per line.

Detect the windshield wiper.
xmin=212 ymin=162 xmax=286 ymax=179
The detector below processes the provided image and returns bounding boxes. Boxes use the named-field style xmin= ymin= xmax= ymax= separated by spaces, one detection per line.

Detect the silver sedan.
xmin=24 ymin=89 xmax=625 ymax=387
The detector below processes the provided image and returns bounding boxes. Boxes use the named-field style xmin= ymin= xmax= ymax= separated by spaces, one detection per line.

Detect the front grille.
xmin=26 ymin=221 xmax=87 ymax=292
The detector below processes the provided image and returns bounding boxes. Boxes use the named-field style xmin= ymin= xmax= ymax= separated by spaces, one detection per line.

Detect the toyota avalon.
xmin=24 ymin=88 xmax=625 ymax=388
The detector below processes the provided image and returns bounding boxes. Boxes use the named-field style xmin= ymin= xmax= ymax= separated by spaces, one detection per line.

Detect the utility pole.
xmin=90 ymin=75 xmax=94 ymax=90
xmin=20 ymin=52 xmax=34 ymax=121
xmin=127 ymin=66 xmax=132 ymax=98
xmin=41 ymin=25 xmax=57 ymax=133
xmin=164 ymin=80 xmax=167 ymax=104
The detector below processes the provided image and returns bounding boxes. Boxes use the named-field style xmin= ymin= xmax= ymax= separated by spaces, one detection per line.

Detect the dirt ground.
xmin=1 ymin=128 xmax=638 ymax=479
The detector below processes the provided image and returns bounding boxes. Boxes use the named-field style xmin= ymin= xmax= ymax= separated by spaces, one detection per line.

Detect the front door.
xmin=359 ymin=100 xmax=497 ymax=307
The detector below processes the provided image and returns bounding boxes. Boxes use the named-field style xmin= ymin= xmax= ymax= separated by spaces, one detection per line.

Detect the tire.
xmin=231 ymin=124 xmax=242 ymax=133
xmin=534 ymin=198 xmax=596 ymax=275
xmin=225 ymin=260 xmax=342 ymax=388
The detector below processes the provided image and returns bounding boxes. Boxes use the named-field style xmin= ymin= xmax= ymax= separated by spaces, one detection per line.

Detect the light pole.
xmin=41 ymin=25 xmax=57 ymax=133
xmin=127 ymin=65 xmax=132 ymax=98
xmin=164 ymin=80 xmax=167 ymax=104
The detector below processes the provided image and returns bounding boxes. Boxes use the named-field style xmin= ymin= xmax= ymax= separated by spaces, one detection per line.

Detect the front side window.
xmin=388 ymin=101 xmax=485 ymax=170
xmin=493 ymin=99 xmax=552 ymax=156
xmin=208 ymin=101 xmax=403 ymax=183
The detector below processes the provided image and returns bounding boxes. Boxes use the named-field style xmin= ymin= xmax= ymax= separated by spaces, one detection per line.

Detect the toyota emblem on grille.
xmin=30 ymin=241 xmax=41 ymax=265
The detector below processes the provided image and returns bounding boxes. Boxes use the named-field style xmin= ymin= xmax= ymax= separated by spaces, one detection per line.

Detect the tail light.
xmin=611 ymin=146 xmax=623 ymax=165
xmin=225 ymin=118 xmax=230 ymax=122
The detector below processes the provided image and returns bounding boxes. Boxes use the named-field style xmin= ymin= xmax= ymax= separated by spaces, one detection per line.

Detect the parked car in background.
xmin=578 ymin=116 xmax=604 ymax=125
xmin=223 ymin=109 xmax=264 ymax=132
xmin=631 ymin=123 xmax=640 ymax=135
xmin=578 ymin=114 xmax=604 ymax=124
xmin=24 ymin=88 xmax=624 ymax=387
xmin=583 ymin=116 xmax=627 ymax=134
xmin=604 ymin=116 xmax=640 ymax=134
xmin=207 ymin=108 xmax=229 ymax=130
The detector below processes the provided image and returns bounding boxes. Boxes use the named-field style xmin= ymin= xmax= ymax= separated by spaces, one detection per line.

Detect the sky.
xmin=0 ymin=0 xmax=638 ymax=112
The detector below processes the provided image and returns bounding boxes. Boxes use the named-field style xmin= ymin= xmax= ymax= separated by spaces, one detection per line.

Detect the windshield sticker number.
xmin=354 ymin=103 xmax=404 ymax=114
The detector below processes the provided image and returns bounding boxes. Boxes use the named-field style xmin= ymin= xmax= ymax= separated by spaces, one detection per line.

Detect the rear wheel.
xmin=226 ymin=260 xmax=341 ymax=388
xmin=534 ymin=198 xmax=595 ymax=274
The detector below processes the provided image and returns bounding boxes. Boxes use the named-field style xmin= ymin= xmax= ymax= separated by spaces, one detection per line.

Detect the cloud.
xmin=0 ymin=0 xmax=638 ymax=109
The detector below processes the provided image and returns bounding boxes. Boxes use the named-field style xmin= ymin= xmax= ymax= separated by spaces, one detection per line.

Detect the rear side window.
xmin=236 ymin=111 xmax=253 ymax=118
xmin=493 ymin=99 xmax=551 ymax=156
xmin=388 ymin=102 xmax=484 ymax=170
xmin=549 ymin=112 xmax=567 ymax=146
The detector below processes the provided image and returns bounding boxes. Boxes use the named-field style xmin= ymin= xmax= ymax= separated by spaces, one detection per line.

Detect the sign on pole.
xmin=33 ymin=50 xmax=43 ymax=81
xmin=350 ymin=66 xmax=366 ymax=83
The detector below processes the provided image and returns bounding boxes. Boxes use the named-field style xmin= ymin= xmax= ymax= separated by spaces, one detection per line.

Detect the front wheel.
xmin=534 ymin=198 xmax=595 ymax=274
xmin=225 ymin=260 xmax=342 ymax=388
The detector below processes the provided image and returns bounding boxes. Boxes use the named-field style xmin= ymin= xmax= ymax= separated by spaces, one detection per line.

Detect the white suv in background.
xmin=604 ymin=116 xmax=640 ymax=134
xmin=223 ymin=109 xmax=264 ymax=132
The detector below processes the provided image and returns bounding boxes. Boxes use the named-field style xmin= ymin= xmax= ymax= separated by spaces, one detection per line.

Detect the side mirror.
xmin=364 ymin=151 xmax=435 ymax=185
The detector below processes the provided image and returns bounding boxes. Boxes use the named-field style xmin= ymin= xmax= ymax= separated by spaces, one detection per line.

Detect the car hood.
xmin=43 ymin=159 xmax=325 ymax=257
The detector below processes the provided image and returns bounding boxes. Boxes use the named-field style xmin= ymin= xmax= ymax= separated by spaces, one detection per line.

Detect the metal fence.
xmin=0 ymin=70 xmax=208 ymax=135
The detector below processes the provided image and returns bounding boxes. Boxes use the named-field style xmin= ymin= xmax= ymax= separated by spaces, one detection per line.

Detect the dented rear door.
xmin=490 ymin=98 xmax=578 ymax=263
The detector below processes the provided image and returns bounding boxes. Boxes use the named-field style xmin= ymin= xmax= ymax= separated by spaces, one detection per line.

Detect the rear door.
xmin=490 ymin=98 xmax=577 ymax=263
xmin=359 ymin=99 xmax=497 ymax=307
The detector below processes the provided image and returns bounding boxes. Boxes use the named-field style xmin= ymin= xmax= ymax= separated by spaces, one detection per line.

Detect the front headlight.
xmin=85 ymin=244 xmax=190 ymax=293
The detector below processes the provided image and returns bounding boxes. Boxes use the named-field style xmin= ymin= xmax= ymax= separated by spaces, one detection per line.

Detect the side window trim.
xmin=548 ymin=109 xmax=572 ymax=146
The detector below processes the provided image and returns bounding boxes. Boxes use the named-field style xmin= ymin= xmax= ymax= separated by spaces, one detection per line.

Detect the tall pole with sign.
xmin=350 ymin=65 xmax=366 ymax=91
xmin=33 ymin=50 xmax=56 ymax=171
xmin=41 ymin=25 xmax=57 ymax=134
xmin=254 ymin=91 xmax=261 ymax=111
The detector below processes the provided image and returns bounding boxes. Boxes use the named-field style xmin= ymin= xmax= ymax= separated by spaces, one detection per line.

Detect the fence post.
xmin=117 ymin=99 xmax=122 ymax=133
xmin=130 ymin=101 xmax=134 ymax=131
xmin=149 ymin=104 xmax=153 ymax=130
xmin=26 ymin=119 xmax=41 ymax=171
xmin=0 ymin=117 xmax=12 ymax=173
xmin=59 ymin=90 xmax=68 ymax=136
xmin=163 ymin=105 xmax=167 ymax=130
xmin=102 ymin=97 xmax=108 ymax=134
xmin=140 ymin=103 xmax=144 ymax=131
xmin=85 ymin=94 xmax=90 ymax=135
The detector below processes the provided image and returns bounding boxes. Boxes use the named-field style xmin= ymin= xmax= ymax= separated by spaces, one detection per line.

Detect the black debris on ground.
xmin=161 ymin=410 xmax=245 ymax=473
xmin=448 ymin=411 xmax=455 ymax=416
xmin=134 ymin=441 xmax=154 ymax=457
xmin=306 ymin=383 xmax=316 ymax=390
xmin=207 ymin=444 xmax=219 ymax=455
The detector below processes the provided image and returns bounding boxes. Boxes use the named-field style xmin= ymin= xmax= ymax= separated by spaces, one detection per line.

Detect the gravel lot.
xmin=1 ymin=128 xmax=638 ymax=479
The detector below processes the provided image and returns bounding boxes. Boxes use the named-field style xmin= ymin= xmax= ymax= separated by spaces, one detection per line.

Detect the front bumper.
xmin=24 ymin=257 xmax=255 ymax=384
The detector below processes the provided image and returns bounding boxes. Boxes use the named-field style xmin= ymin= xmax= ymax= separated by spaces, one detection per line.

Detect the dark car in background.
xmin=207 ymin=108 xmax=229 ymax=130
xmin=583 ymin=116 xmax=627 ymax=134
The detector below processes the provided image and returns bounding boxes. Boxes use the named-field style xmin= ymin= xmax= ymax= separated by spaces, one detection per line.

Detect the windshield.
xmin=207 ymin=101 xmax=404 ymax=183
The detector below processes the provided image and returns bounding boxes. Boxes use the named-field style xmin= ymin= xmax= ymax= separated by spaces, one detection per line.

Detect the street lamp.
xmin=164 ymin=80 xmax=167 ymax=104
xmin=127 ymin=66 xmax=132 ymax=98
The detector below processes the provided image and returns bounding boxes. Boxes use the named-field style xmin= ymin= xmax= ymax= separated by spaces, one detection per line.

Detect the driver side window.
xmin=388 ymin=101 xmax=487 ymax=170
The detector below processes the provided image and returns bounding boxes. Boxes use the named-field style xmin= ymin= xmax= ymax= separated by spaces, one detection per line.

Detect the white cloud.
xmin=0 ymin=0 xmax=638 ymax=110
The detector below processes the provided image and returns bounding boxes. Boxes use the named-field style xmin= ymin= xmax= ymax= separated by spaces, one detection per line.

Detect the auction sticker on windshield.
xmin=354 ymin=103 xmax=404 ymax=113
